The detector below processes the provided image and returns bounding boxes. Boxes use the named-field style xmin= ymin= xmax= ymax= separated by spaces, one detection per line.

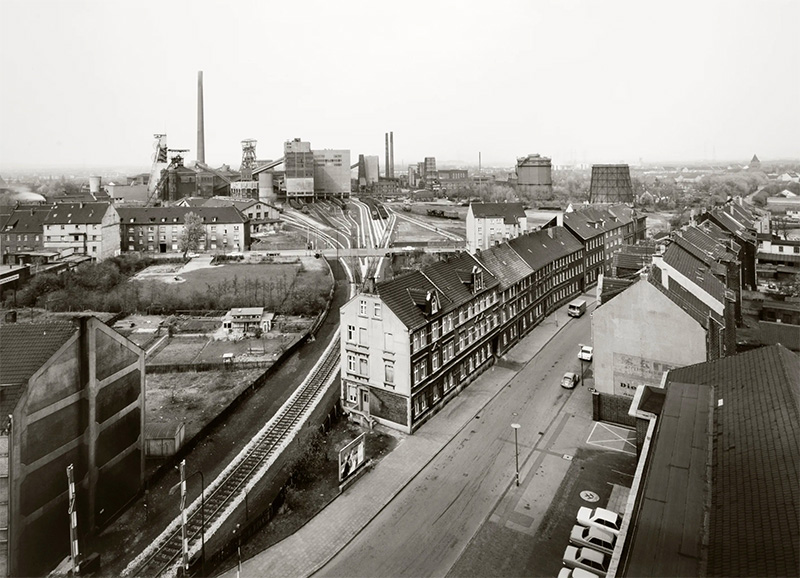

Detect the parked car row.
xmin=560 ymin=507 xmax=622 ymax=577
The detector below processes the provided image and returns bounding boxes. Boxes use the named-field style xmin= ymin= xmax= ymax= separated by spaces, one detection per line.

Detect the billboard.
xmin=612 ymin=352 xmax=678 ymax=397
xmin=338 ymin=432 xmax=366 ymax=482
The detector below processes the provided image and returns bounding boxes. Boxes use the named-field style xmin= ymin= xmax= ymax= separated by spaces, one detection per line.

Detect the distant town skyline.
xmin=1 ymin=0 xmax=798 ymax=171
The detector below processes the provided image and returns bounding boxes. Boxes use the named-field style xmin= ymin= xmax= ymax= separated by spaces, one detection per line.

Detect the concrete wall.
xmin=9 ymin=318 xmax=144 ymax=577
xmin=592 ymin=280 xmax=706 ymax=398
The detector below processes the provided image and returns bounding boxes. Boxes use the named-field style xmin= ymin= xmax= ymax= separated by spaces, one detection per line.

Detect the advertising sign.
xmin=612 ymin=352 xmax=677 ymax=397
xmin=338 ymin=432 xmax=366 ymax=482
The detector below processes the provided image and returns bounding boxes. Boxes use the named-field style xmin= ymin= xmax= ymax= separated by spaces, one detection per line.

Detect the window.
xmin=384 ymin=332 xmax=392 ymax=350
xmin=432 ymin=320 xmax=441 ymax=341
xmin=359 ymin=327 xmax=367 ymax=345
xmin=347 ymin=325 xmax=356 ymax=342
xmin=359 ymin=357 xmax=368 ymax=376
xmin=432 ymin=351 xmax=440 ymax=371
xmin=347 ymin=384 xmax=358 ymax=403
xmin=359 ymin=300 xmax=367 ymax=316
xmin=347 ymin=354 xmax=356 ymax=373
xmin=374 ymin=302 xmax=381 ymax=318
xmin=384 ymin=363 xmax=394 ymax=384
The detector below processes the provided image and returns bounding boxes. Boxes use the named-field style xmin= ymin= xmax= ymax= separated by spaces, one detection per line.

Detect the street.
xmin=317 ymin=311 xmax=596 ymax=578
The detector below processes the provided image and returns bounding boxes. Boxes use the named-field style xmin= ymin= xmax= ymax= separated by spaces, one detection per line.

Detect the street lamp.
xmin=169 ymin=461 xmax=205 ymax=574
xmin=511 ymin=423 xmax=521 ymax=486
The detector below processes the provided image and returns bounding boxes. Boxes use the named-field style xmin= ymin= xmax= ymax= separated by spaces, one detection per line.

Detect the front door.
xmin=360 ymin=390 xmax=370 ymax=413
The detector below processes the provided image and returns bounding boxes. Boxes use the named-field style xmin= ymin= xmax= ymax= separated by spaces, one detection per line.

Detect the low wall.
xmin=145 ymin=360 xmax=274 ymax=374
xmin=592 ymin=391 xmax=637 ymax=428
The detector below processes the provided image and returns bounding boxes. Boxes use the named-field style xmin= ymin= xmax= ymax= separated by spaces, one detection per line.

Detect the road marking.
xmin=586 ymin=422 xmax=637 ymax=455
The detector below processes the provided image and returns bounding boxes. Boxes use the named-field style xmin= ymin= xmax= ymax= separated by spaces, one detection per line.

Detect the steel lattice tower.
xmin=240 ymin=139 xmax=257 ymax=179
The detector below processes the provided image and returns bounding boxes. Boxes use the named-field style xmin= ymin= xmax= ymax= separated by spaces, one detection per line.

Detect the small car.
xmin=578 ymin=345 xmax=594 ymax=362
xmin=562 ymin=372 xmax=580 ymax=389
xmin=577 ymin=506 xmax=622 ymax=536
xmin=558 ymin=567 xmax=600 ymax=578
xmin=563 ymin=545 xmax=609 ymax=576
xmin=569 ymin=523 xmax=617 ymax=556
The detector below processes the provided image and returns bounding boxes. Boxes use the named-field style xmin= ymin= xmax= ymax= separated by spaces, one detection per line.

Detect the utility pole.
xmin=179 ymin=459 xmax=189 ymax=574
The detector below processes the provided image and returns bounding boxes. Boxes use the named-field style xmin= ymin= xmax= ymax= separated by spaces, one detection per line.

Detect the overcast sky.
xmin=1 ymin=0 xmax=798 ymax=171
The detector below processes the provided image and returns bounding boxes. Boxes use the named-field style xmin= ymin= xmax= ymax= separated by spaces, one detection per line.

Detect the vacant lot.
xmin=149 ymin=332 xmax=303 ymax=365
xmin=146 ymin=368 xmax=267 ymax=442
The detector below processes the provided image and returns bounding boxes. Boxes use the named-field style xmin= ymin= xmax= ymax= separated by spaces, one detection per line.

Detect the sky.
xmin=1 ymin=0 xmax=798 ymax=171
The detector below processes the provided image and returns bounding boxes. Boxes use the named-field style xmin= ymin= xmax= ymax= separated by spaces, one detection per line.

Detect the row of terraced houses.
xmin=0 ymin=201 xmax=266 ymax=264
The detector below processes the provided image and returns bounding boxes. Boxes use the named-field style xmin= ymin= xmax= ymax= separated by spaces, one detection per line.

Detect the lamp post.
xmin=511 ymin=423 xmax=521 ymax=486
xmin=170 ymin=461 xmax=205 ymax=574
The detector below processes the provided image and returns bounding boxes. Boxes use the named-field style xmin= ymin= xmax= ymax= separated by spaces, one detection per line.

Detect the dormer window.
xmin=472 ymin=266 xmax=484 ymax=293
xmin=428 ymin=291 xmax=439 ymax=314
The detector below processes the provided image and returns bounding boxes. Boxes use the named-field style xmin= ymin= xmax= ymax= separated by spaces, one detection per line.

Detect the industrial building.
xmin=588 ymin=164 xmax=634 ymax=204
xmin=0 ymin=317 xmax=145 ymax=577
xmin=313 ymin=150 xmax=351 ymax=198
xmin=515 ymin=153 xmax=553 ymax=197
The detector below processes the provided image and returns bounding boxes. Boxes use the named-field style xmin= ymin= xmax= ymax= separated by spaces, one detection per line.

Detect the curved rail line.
xmin=125 ymin=336 xmax=341 ymax=578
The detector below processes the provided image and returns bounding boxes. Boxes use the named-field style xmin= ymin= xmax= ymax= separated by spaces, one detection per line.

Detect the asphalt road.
xmin=317 ymin=312 xmax=594 ymax=578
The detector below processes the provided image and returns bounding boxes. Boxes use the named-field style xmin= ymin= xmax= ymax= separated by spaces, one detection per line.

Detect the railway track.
xmin=124 ymin=336 xmax=341 ymax=578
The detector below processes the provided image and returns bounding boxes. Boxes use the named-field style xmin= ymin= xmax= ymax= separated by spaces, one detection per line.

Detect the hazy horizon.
xmin=2 ymin=0 xmax=798 ymax=171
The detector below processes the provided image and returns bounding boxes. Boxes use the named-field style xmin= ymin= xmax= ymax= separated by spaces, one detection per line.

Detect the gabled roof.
xmin=475 ymin=242 xmax=534 ymax=290
xmin=201 ymin=197 xmax=260 ymax=211
xmin=0 ymin=322 xmax=77 ymax=417
xmin=117 ymin=205 xmax=247 ymax=224
xmin=612 ymin=251 xmax=650 ymax=273
xmin=376 ymin=270 xmax=443 ymax=330
xmin=469 ymin=202 xmax=525 ymax=224
xmin=375 ymin=253 xmax=498 ymax=330
xmin=663 ymin=345 xmax=799 ymax=577
xmin=0 ymin=205 xmax=52 ymax=234
xmin=661 ymin=243 xmax=727 ymax=303
xmin=508 ymin=226 xmax=583 ymax=271
xmin=44 ymin=202 xmax=113 ymax=225
xmin=670 ymin=236 xmax=727 ymax=276
xmin=562 ymin=210 xmax=605 ymax=240
xmin=420 ymin=253 xmax=498 ymax=307
xmin=679 ymin=225 xmax=736 ymax=263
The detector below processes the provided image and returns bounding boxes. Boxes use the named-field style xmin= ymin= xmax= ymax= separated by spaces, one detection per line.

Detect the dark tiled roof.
xmin=420 ymin=253 xmax=498 ymax=307
xmin=475 ymin=243 xmax=533 ymax=289
xmin=0 ymin=322 xmax=77 ymax=416
xmin=44 ymin=202 xmax=112 ymax=225
xmin=562 ymin=210 xmax=605 ymax=240
xmin=661 ymin=243 xmax=727 ymax=303
xmin=508 ymin=226 xmax=583 ymax=271
xmin=376 ymin=270 xmax=442 ymax=330
xmin=0 ymin=205 xmax=52 ymax=234
xmin=670 ymin=236 xmax=727 ymax=276
xmin=201 ymin=198 xmax=259 ymax=211
xmin=698 ymin=220 xmax=742 ymax=253
xmin=470 ymin=202 xmax=525 ymax=224
xmin=624 ymin=381 xmax=712 ymax=578
xmin=117 ymin=205 xmax=247 ymax=224
xmin=613 ymin=251 xmax=651 ymax=273
xmin=600 ymin=276 xmax=635 ymax=303
xmin=665 ymin=345 xmax=800 ymax=577
xmin=680 ymin=225 xmax=734 ymax=262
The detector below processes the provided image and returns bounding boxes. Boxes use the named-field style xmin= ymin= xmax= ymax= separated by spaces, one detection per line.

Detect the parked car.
xmin=578 ymin=345 xmax=594 ymax=362
xmin=569 ymin=523 xmax=617 ymax=556
xmin=558 ymin=567 xmax=600 ymax=578
xmin=563 ymin=545 xmax=609 ymax=576
xmin=562 ymin=372 xmax=580 ymax=389
xmin=577 ymin=506 xmax=622 ymax=536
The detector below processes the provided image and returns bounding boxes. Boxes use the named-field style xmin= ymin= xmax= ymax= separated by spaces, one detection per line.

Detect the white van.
xmin=568 ymin=299 xmax=587 ymax=318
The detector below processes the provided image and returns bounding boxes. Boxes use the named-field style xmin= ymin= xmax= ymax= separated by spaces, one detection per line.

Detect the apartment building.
xmin=466 ymin=202 xmax=528 ymax=253
xmin=698 ymin=201 xmax=758 ymax=289
xmin=0 ymin=205 xmax=50 ymax=264
xmin=339 ymin=226 xmax=585 ymax=434
xmin=339 ymin=253 xmax=501 ymax=433
xmin=42 ymin=202 xmax=121 ymax=260
xmin=117 ymin=206 xmax=249 ymax=254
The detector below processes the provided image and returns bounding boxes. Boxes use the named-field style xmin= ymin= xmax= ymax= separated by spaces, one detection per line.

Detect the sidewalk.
xmin=222 ymin=293 xmax=596 ymax=578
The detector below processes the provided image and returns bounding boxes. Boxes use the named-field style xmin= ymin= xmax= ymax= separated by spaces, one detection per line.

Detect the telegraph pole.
xmin=67 ymin=464 xmax=80 ymax=574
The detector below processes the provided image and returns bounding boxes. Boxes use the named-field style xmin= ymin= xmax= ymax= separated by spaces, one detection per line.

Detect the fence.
xmin=146 ymin=360 xmax=275 ymax=374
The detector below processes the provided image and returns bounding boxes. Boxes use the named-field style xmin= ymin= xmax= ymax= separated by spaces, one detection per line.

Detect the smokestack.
xmin=479 ymin=152 xmax=481 ymax=172
xmin=385 ymin=133 xmax=389 ymax=179
xmin=197 ymin=71 xmax=205 ymax=164
xmin=390 ymin=131 xmax=395 ymax=178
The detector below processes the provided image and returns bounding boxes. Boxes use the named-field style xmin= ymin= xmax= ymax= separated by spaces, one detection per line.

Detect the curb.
xmin=304 ymin=303 xmax=578 ymax=577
